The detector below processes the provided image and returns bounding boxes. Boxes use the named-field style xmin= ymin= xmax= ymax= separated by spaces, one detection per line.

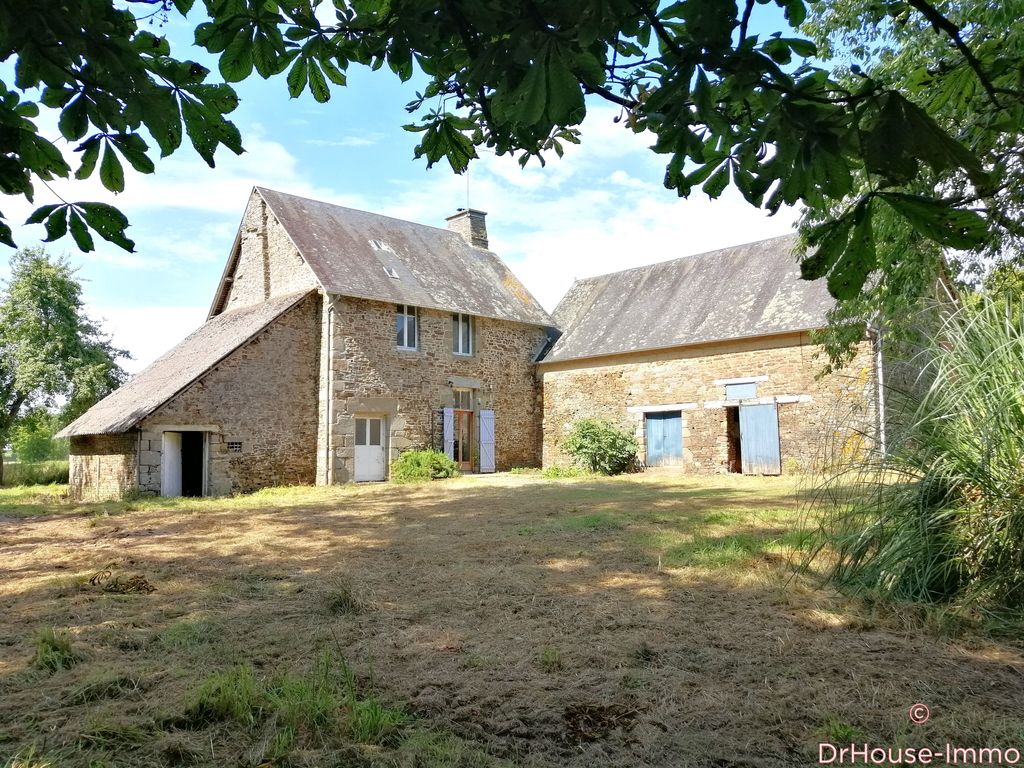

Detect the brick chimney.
xmin=445 ymin=208 xmax=488 ymax=249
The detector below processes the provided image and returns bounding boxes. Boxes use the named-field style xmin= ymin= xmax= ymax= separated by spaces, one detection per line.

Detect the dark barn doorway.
xmin=726 ymin=407 xmax=742 ymax=474
xmin=180 ymin=431 xmax=205 ymax=497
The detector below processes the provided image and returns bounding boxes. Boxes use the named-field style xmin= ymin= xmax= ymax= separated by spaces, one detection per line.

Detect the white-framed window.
xmin=396 ymin=304 xmax=418 ymax=350
xmin=453 ymin=388 xmax=474 ymax=410
xmin=452 ymin=312 xmax=473 ymax=356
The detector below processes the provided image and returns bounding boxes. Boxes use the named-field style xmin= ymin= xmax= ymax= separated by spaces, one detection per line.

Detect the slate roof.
xmin=57 ymin=291 xmax=312 ymax=438
xmin=210 ymin=188 xmax=552 ymax=327
xmin=542 ymin=234 xmax=833 ymax=364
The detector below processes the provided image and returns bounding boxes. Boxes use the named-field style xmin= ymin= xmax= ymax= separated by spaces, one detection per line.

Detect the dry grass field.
xmin=1 ymin=473 xmax=1023 ymax=767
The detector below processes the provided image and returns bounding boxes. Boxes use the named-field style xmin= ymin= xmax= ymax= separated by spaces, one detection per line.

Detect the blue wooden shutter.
xmin=443 ymin=408 xmax=455 ymax=459
xmin=479 ymin=410 xmax=495 ymax=473
xmin=739 ymin=403 xmax=781 ymax=475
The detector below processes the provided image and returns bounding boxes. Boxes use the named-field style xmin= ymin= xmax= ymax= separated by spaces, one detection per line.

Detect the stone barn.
xmin=538 ymin=235 xmax=880 ymax=475
xmin=59 ymin=187 xmax=553 ymax=500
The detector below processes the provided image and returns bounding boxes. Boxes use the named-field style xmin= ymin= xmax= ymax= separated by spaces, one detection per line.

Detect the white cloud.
xmin=305 ymin=134 xmax=381 ymax=148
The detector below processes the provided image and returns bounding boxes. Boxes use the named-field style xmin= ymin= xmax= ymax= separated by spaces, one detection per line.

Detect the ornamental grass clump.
xmin=808 ymin=300 xmax=1024 ymax=613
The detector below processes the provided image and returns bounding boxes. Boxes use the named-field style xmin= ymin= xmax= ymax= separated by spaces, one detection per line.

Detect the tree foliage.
xmin=0 ymin=248 xmax=126 ymax=482
xmin=1 ymin=0 xmax=1022 ymax=326
xmin=10 ymin=409 xmax=66 ymax=462
xmin=803 ymin=0 xmax=1024 ymax=365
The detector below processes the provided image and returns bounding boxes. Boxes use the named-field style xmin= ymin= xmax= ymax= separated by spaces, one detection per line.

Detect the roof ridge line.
xmin=569 ymin=232 xmax=799 ymax=284
xmin=255 ymin=186 xmax=479 ymax=242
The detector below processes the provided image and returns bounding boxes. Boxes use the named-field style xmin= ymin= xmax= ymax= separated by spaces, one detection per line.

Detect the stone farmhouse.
xmin=60 ymin=188 xmax=879 ymax=500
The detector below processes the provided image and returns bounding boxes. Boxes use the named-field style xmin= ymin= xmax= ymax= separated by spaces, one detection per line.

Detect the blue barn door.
xmin=645 ymin=412 xmax=683 ymax=467
xmin=739 ymin=403 xmax=781 ymax=475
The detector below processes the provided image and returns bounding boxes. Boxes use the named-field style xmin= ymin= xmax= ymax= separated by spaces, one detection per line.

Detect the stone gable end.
xmin=221 ymin=191 xmax=320 ymax=313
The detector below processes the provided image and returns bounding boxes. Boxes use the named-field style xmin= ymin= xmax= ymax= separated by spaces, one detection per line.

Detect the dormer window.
xmin=382 ymin=265 xmax=400 ymax=279
xmin=396 ymin=304 xmax=418 ymax=350
xmin=452 ymin=313 xmax=473 ymax=356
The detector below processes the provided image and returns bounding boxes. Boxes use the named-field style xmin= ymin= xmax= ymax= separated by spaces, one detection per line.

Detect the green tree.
xmin=0 ymin=248 xmax=126 ymax=483
xmin=802 ymin=0 xmax=1024 ymax=365
xmin=1 ymin=0 xmax=1022 ymax=329
xmin=10 ymin=409 xmax=66 ymax=462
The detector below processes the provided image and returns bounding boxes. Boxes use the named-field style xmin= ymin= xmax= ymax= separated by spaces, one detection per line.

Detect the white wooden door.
xmin=479 ymin=410 xmax=495 ymax=473
xmin=161 ymin=431 xmax=182 ymax=497
xmin=354 ymin=416 xmax=386 ymax=481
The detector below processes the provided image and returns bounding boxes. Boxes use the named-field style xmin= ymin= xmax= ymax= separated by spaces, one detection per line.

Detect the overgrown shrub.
xmin=390 ymin=449 xmax=459 ymax=483
xmin=808 ymin=300 xmax=1024 ymax=612
xmin=562 ymin=419 xmax=638 ymax=475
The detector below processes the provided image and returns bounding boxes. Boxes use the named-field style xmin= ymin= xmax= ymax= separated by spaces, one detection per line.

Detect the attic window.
xmin=369 ymin=239 xmax=396 ymax=253
xmin=382 ymin=265 xmax=400 ymax=279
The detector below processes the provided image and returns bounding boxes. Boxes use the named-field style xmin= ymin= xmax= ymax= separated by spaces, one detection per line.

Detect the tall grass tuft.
xmin=31 ymin=628 xmax=81 ymax=672
xmin=809 ymin=300 xmax=1024 ymax=613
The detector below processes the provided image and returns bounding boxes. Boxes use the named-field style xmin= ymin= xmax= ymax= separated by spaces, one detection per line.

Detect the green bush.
xmin=562 ymin=419 xmax=638 ymax=475
xmin=390 ymin=449 xmax=459 ymax=483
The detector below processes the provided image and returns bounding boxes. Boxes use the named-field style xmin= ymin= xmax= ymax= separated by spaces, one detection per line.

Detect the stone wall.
xmin=539 ymin=333 xmax=876 ymax=474
xmin=319 ymin=295 xmax=548 ymax=482
xmin=68 ymin=433 xmax=138 ymax=501
xmin=137 ymin=293 xmax=321 ymax=495
xmin=223 ymin=192 xmax=319 ymax=312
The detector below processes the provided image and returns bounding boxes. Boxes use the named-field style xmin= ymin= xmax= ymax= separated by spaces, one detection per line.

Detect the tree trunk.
xmin=0 ymin=447 xmax=4 ymax=487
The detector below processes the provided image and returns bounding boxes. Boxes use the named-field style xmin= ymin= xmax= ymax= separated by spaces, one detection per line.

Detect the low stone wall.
xmin=539 ymin=333 xmax=875 ymax=474
xmin=68 ymin=433 xmax=138 ymax=501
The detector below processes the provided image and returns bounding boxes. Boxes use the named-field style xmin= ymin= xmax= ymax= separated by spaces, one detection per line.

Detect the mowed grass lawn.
xmin=1 ymin=473 xmax=1023 ymax=767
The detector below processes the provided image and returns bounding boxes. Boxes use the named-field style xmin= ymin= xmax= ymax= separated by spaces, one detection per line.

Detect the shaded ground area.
xmin=1 ymin=474 xmax=1023 ymax=766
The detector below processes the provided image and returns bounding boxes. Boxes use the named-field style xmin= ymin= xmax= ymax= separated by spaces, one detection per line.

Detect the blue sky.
xmin=3 ymin=5 xmax=798 ymax=372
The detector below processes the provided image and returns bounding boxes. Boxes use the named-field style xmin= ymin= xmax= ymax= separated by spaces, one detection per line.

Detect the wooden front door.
xmin=453 ymin=410 xmax=473 ymax=470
